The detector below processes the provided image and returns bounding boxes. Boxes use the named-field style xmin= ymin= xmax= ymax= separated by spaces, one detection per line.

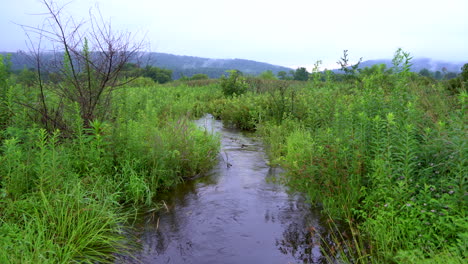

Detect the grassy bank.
xmin=211 ymin=72 xmax=467 ymax=262
xmin=0 ymin=73 xmax=221 ymax=262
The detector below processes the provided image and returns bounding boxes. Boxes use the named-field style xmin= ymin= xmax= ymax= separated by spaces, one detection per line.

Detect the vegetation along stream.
xmin=118 ymin=114 xmax=326 ymax=263
xmin=2 ymin=4 xmax=466 ymax=260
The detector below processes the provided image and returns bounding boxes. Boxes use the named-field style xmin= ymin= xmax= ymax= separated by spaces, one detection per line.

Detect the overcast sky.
xmin=1 ymin=0 xmax=467 ymax=69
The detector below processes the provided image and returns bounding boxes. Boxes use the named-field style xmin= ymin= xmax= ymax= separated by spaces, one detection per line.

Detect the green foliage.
xmin=190 ymin=73 xmax=209 ymax=80
xmin=461 ymin=63 xmax=468 ymax=82
xmin=0 ymin=55 xmax=13 ymax=133
xmin=311 ymin=60 xmax=323 ymax=85
xmin=109 ymin=83 xmax=220 ymax=203
xmin=418 ymin=68 xmax=432 ymax=78
xmin=179 ymin=73 xmax=210 ymax=82
xmin=337 ymin=50 xmax=362 ymax=80
xmin=0 ymin=126 xmax=126 ymax=263
xmin=392 ymin=48 xmax=413 ymax=78
xmin=0 ymin=54 xmax=11 ymax=86
xmin=217 ymin=93 xmax=264 ymax=130
xmin=0 ymin=81 xmax=221 ymax=262
xmin=324 ymin=69 xmax=335 ymax=83
xmin=142 ymin=65 xmax=173 ymax=84
xmin=359 ymin=64 xmax=394 ymax=91
xmin=16 ymin=68 xmax=37 ymax=87
xmin=220 ymin=70 xmax=248 ymax=96
xmin=216 ymin=68 xmax=466 ymax=262
xmin=284 ymin=84 xmax=464 ymax=262
xmin=2 ymin=46 xmax=466 ymax=263
xmin=444 ymin=63 xmax=467 ymax=94
xmin=214 ymin=79 xmax=308 ymax=129
xmin=277 ymin=70 xmax=292 ymax=80
xmin=258 ymin=70 xmax=278 ymax=80
xmin=125 ymin=76 xmax=157 ymax=87
xmin=0 ymin=187 xmax=126 ymax=264
xmin=293 ymin=67 xmax=309 ymax=81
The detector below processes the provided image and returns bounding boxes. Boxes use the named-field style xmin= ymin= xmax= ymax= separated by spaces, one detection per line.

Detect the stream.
xmin=119 ymin=114 xmax=327 ymax=263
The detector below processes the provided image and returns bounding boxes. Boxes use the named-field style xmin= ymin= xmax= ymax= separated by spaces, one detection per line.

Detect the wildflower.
xmin=448 ymin=190 xmax=454 ymax=195
xmin=431 ymin=209 xmax=436 ymax=213
xmin=423 ymin=203 xmax=427 ymax=206
xmin=435 ymin=171 xmax=439 ymax=174
xmin=384 ymin=204 xmax=388 ymax=207
xmin=406 ymin=203 xmax=411 ymax=207
xmin=430 ymin=187 xmax=435 ymax=192
xmin=421 ymin=210 xmax=426 ymax=213
xmin=430 ymin=163 xmax=434 ymax=166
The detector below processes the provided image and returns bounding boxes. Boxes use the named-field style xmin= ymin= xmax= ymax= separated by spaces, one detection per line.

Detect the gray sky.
xmin=1 ymin=0 xmax=467 ymax=70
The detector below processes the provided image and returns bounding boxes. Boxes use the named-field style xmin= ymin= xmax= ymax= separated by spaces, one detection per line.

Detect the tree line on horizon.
xmin=2 ymin=51 xmax=465 ymax=85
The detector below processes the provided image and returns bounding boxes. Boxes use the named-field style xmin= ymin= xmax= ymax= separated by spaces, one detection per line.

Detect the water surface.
xmin=121 ymin=115 xmax=326 ymax=263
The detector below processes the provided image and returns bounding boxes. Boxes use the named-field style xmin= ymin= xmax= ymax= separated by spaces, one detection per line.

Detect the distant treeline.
xmin=1 ymin=52 xmax=292 ymax=80
xmin=1 ymin=51 xmax=465 ymax=84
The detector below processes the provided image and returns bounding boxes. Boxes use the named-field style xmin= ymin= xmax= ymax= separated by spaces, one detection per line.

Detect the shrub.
xmin=220 ymin=70 xmax=248 ymax=96
xmin=190 ymin=73 xmax=209 ymax=80
xmin=445 ymin=63 xmax=467 ymax=94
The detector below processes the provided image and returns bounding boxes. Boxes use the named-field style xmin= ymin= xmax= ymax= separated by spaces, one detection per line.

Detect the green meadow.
xmin=1 ymin=50 xmax=467 ymax=263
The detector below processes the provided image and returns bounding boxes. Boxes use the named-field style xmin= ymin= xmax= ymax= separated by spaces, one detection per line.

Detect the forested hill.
xmin=1 ymin=51 xmax=292 ymax=79
xmin=142 ymin=52 xmax=292 ymax=79
xmin=3 ymin=51 xmax=464 ymax=79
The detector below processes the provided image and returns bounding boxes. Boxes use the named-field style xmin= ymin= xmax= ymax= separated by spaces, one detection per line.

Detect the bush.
xmin=445 ymin=63 xmax=467 ymax=94
xmin=220 ymin=70 xmax=248 ymax=96
xmin=190 ymin=73 xmax=209 ymax=80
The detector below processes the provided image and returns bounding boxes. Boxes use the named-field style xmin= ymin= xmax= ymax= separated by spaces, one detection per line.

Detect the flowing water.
xmin=120 ymin=114 xmax=327 ymax=263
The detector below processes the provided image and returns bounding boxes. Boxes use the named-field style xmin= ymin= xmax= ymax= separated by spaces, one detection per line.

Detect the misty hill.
xmin=143 ymin=52 xmax=292 ymax=79
xmin=4 ymin=51 xmax=465 ymax=78
xmin=358 ymin=58 xmax=465 ymax=73
xmin=2 ymin=52 xmax=292 ymax=79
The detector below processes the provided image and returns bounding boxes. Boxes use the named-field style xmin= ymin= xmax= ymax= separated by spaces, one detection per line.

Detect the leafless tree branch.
xmin=18 ymin=0 xmax=148 ymax=134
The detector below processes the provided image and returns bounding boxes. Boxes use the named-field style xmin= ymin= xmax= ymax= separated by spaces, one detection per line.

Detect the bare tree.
xmin=21 ymin=0 xmax=147 ymax=133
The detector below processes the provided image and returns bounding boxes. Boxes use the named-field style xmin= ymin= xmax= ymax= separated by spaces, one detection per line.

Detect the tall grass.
xmin=0 ymin=82 xmax=221 ymax=262
xmin=1 ymin=59 xmax=465 ymax=262
xmin=0 ymin=187 xmax=126 ymax=264
xmin=215 ymin=73 xmax=467 ymax=262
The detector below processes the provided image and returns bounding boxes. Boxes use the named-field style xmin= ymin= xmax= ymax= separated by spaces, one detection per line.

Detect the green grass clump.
xmin=0 ymin=187 xmax=125 ymax=264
